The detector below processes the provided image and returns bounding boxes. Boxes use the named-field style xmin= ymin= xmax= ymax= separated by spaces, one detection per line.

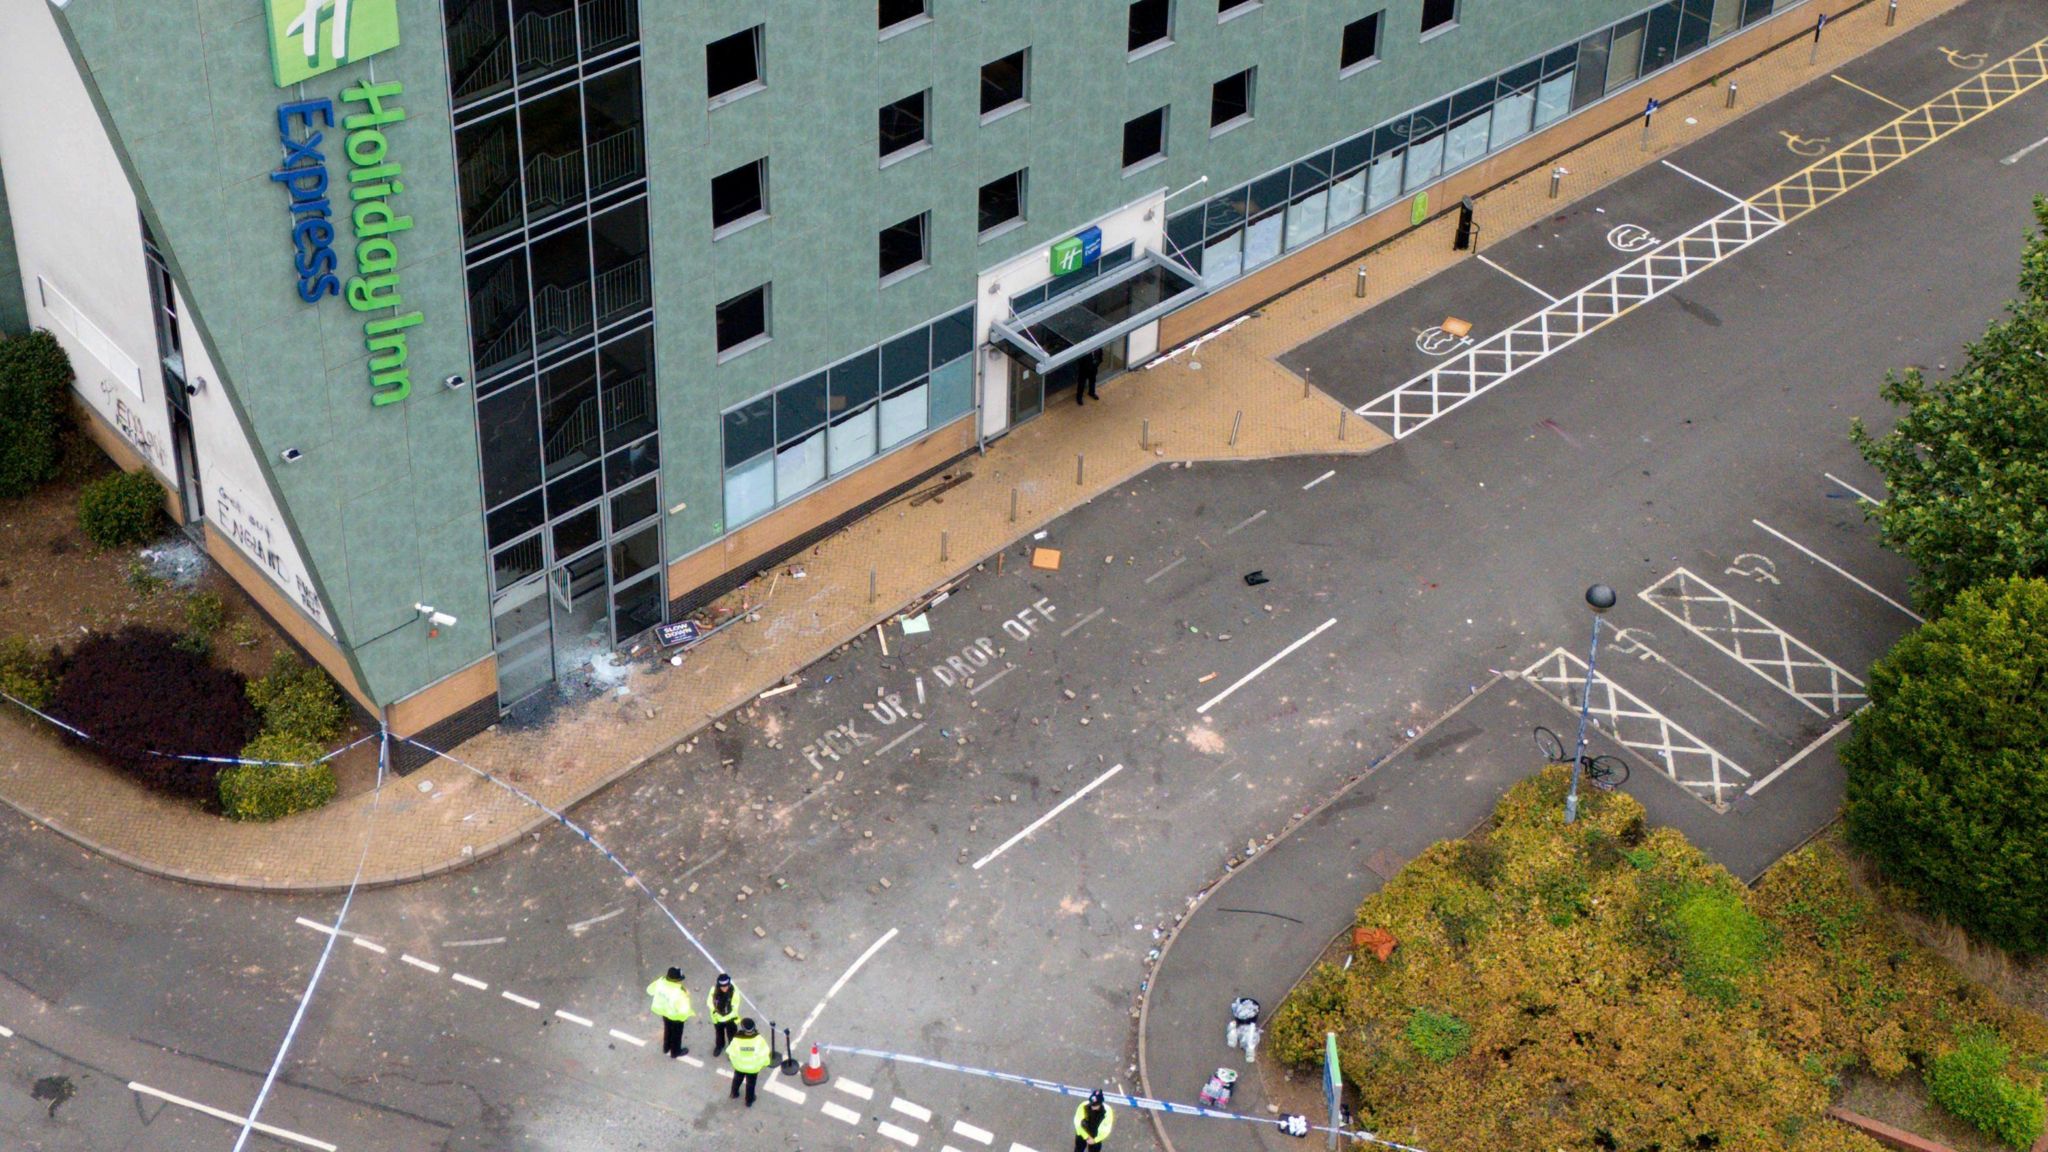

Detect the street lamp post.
xmin=1565 ymin=583 xmax=1618 ymax=825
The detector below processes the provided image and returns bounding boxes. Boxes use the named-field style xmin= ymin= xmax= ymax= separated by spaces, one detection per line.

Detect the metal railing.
xmin=594 ymin=257 xmax=649 ymax=327
xmin=515 ymin=6 xmax=579 ymax=76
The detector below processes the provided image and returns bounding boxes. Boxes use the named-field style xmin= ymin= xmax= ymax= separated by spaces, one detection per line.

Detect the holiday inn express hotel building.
xmin=0 ymin=0 xmax=1825 ymax=755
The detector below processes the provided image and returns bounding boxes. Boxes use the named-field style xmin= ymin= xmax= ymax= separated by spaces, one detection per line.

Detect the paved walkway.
xmin=0 ymin=0 xmax=1957 ymax=890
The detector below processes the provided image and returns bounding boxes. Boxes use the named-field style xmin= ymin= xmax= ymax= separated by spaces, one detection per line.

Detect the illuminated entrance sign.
xmin=1050 ymin=225 xmax=1103 ymax=276
xmin=264 ymin=0 xmax=403 ymax=88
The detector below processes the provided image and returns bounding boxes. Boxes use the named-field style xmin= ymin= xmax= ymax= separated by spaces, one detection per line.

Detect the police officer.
xmin=1074 ymin=1089 xmax=1114 ymax=1152
xmin=709 ymin=973 xmax=742 ymax=1057
xmin=725 ymin=1018 xmax=773 ymax=1107
xmin=645 ymin=966 xmax=695 ymax=1058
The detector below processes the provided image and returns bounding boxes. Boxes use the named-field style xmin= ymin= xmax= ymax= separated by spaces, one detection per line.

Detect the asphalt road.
xmin=3 ymin=1 xmax=2046 ymax=1148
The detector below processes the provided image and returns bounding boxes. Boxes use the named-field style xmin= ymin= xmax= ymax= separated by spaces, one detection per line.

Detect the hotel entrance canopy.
xmin=989 ymin=249 xmax=1205 ymax=375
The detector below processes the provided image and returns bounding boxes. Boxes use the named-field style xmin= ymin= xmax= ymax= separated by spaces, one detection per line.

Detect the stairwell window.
xmin=706 ymin=24 xmax=764 ymax=107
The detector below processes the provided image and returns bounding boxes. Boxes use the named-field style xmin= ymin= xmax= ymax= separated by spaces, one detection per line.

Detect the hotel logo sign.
xmin=264 ymin=0 xmax=402 ymax=87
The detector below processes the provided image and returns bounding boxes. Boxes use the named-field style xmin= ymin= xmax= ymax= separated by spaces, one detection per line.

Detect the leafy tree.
xmin=1842 ymin=576 xmax=2048 ymax=956
xmin=1852 ymin=197 xmax=2048 ymax=615
xmin=0 ymin=329 xmax=76 ymax=499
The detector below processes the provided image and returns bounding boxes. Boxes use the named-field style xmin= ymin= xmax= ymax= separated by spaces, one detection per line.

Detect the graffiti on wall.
xmin=95 ymin=381 xmax=168 ymax=469
xmin=213 ymin=483 xmax=331 ymax=630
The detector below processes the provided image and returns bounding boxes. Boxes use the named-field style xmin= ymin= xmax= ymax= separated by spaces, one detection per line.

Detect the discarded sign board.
xmin=657 ymin=621 xmax=702 ymax=647
xmin=1031 ymin=548 xmax=1063 ymax=571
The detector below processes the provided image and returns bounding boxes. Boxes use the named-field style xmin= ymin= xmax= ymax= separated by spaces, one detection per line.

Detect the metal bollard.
xmin=1229 ymin=410 xmax=1242 ymax=447
xmin=940 ymin=531 xmax=949 ymax=563
xmin=869 ymin=568 xmax=877 ymax=604
xmin=1338 ymin=409 xmax=1348 ymax=441
xmin=1076 ymin=454 xmax=1085 ymax=486
xmin=1353 ymin=266 xmax=1368 ymax=298
xmin=1886 ymin=0 xmax=1897 ymax=25
xmin=1304 ymin=375 xmax=1312 ymax=400
xmin=1726 ymin=80 xmax=1738 ymax=109
xmin=1548 ymin=167 xmax=1565 ymax=199
xmin=1010 ymin=487 xmax=1018 ymax=522
xmin=1141 ymin=418 xmax=1150 ymax=451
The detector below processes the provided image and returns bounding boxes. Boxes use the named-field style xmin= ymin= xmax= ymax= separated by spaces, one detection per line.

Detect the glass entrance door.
xmin=493 ymin=574 xmax=554 ymax=705
xmin=1009 ymin=360 xmax=1044 ymax=425
xmin=549 ymin=546 xmax=611 ymax=681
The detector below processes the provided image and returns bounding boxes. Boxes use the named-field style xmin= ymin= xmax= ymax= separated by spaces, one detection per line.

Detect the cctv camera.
xmin=444 ymin=374 xmax=467 ymax=390
xmin=184 ymin=381 xmax=200 ymax=397
xmin=429 ymin=611 xmax=458 ymax=628
xmin=280 ymin=447 xmax=304 ymax=463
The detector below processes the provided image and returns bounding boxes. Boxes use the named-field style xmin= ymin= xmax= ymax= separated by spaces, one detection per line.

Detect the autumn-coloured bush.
xmin=48 ymin=627 xmax=256 ymax=800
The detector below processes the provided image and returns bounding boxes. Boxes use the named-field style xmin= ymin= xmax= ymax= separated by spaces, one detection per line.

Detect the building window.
xmin=879 ymin=0 xmax=929 ymax=35
xmin=1341 ymin=12 xmax=1382 ymax=72
xmin=706 ymin=25 xmax=764 ymax=105
xmin=710 ymin=158 xmax=769 ymax=234
xmin=879 ymin=90 xmax=931 ymax=163
xmin=1210 ymin=68 xmax=1255 ymax=134
xmin=1128 ymin=0 xmax=1173 ymax=54
xmin=1123 ymin=107 xmax=1168 ymax=172
xmin=980 ymin=49 xmax=1030 ymax=120
xmin=1420 ymin=0 xmax=1457 ymax=35
xmin=716 ymin=284 xmax=769 ymax=359
xmin=978 ymin=169 xmax=1027 ymax=238
xmin=878 ymin=213 xmax=930 ymax=282
xmin=1219 ymin=0 xmax=1259 ymax=19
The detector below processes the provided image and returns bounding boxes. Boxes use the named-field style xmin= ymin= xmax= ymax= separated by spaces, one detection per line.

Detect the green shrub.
xmin=0 ymin=330 xmax=76 ymax=499
xmin=184 ymin=591 xmax=227 ymax=636
xmin=1404 ymin=1008 xmax=1471 ymax=1063
xmin=247 ymin=651 xmax=346 ymax=744
xmin=77 ymin=470 xmax=164 ymax=549
xmin=1927 ymin=1031 xmax=2047 ymax=1149
xmin=1843 ymin=576 xmax=2048 ymax=956
xmin=0 ymin=637 xmax=59 ymax=710
xmin=1668 ymin=882 xmax=1773 ymax=1005
xmin=218 ymin=732 xmax=337 ymax=822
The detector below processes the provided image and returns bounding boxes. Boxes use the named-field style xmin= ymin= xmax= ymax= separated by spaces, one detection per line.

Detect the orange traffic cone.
xmin=801 ymin=1044 xmax=829 ymax=1086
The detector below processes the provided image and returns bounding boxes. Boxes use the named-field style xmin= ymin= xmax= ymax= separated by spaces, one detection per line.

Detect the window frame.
xmin=705 ymin=24 xmax=766 ymax=108
xmin=979 ymin=49 xmax=1031 ymax=123
xmin=878 ymin=0 xmax=932 ymax=38
xmin=878 ymin=212 xmax=931 ymax=285
xmin=879 ymin=88 xmax=933 ymax=166
xmin=1419 ymin=0 xmax=1459 ymax=38
xmin=1122 ymin=106 xmax=1170 ymax=175
xmin=714 ymin=283 xmax=771 ymax=362
xmin=709 ymin=157 xmax=769 ymax=237
xmin=1210 ymin=67 xmax=1256 ymax=136
xmin=1340 ymin=11 xmax=1383 ymax=75
xmin=1127 ymin=0 xmax=1174 ymax=58
xmin=1218 ymin=0 xmax=1261 ymax=23
xmin=977 ymin=168 xmax=1028 ymax=241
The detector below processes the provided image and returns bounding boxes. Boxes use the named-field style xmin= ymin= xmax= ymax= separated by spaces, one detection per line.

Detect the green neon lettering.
xmin=339 ymin=81 xmax=407 ymax=130
xmin=346 ymin=273 xmax=402 ymax=312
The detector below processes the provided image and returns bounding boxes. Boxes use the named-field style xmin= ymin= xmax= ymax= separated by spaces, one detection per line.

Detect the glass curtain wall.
xmin=1166 ymin=0 xmax=1783 ymax=284
xmin=445 ymin=0 xmax=663 ymax=707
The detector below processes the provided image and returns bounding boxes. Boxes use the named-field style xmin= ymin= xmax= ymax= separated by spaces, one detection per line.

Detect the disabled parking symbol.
xmin=1780 ymin=131 xmax=1831 ymax=156
xmin=1605 ymin=223 xmax=1659 ymax=253
xmin=1725 ymin=553 xmax=1780 ymax=585
xmin=1414 ymin=326 xmax=1473 ymax=355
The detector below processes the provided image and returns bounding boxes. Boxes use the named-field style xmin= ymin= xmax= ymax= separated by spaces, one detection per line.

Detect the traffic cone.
xmin=801 ymin=1044 xmax=829 ymax=1086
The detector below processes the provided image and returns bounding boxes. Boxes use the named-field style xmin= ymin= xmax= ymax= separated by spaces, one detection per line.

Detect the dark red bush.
xmin=49 ymin=627 xmax=256 ymax=800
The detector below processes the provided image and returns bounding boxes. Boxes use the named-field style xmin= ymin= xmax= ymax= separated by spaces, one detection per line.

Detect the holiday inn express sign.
xmin=265 ymin=0 xmax=422 ymax=407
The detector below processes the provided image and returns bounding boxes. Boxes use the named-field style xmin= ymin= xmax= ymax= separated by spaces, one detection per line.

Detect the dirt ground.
xmin=0 ymin=433 xmax=377 ymax=797
xmin=1837 ymin=1070 xmax=2014 ymax=1152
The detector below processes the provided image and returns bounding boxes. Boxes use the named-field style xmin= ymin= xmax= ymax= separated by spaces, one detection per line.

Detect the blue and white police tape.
xmin=0 ymin=686 xmax=380 ymax=767
xmin=402 ymin=736 xmax=771 ymax=1020
xmin=818 ymin=1044 xmax=1432 ymax=1151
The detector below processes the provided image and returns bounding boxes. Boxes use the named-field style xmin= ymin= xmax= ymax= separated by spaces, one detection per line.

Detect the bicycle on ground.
xmin=1532 ymin=726 xmax=1630 ymax=790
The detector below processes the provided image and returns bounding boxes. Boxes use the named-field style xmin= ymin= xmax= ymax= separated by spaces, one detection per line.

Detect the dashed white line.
xmin=350 ymin=937 xmax=387 ymax=955
xmin=1476 ymin=254 xmax=1559 ymax=303
xmin=681 ymin=1054 xmax=705 ymax=1068
xmin=451 ymin=973 xmax=489 ymax=990
xmin=973 ymin=763 xmax=1125 ymax=870
xmin=501 ymin=991 xmax=541 ymax=1010
xmin=1142 ymin=555 xmax=1187 ymax=585
xmin=880 ymin=1120 xmax=923 ymax=1146
xmin=1197 ymin=618 xmax=1338 ymax=714
xmin=443 ymin=937 xmax=507 ymax=948
xmin=566 ymin=907 xmax=625 ymax=934
xmin=609 ymin=1028 xmax=647 ymax=1047
xmin=1301 ymin=469 xmax=1335 ymax=490
xmin=968 ymin=666 xmax=1015 ymax=695
xmin=1224 ymin=509 xmax=1266 ymax=536
xmin=127 ymin=1082 xmax=337 ymax=1152
xmin=1010 ymin=1142 xmax=1043 ymax=1152
xmin=2003 ymin=133 xmax=2048 ymax=164
xmin=822 ymin=1101 xmax=864 ymax=1125
xmin=891 ymin=1097 xmax=934 ymax=1123
xmin=400 ymin=954 xmax=441 ymax=974
xmin=554 ymin=1010 xmax=593 ymax=1027
xmin=946 ymin=1146 xmax=970 ymax=1152
xmin=1659 ymin=159 xmax=1749 ymax=208
xmin=1823 ymin=471 xmax=1885 ymax=505
xmin=837 ymin=1078 xmax=877 ymax=1101
xmin=0 ymin=1025 xmax=13 ymax=1038
xmin=953 ymin=1120 xmax=995 ymax=1145
xmin=765 ymin=1079 xmax=808 ymax=1104
xmin=293 ymin=916 xmax=344 ymax=937
xmin=796 ymin=927 xmax=900 ymax=1044
xmin=1058 ymin=607 xmax=1105 ymax=638
xmin=1752 ymin=519 xmax=1922 ymax=622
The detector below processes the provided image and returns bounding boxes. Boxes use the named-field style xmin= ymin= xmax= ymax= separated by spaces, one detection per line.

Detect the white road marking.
xmin=1751 ymin=519 xmax=1922 ymax=622
xmin=451 ymin=973 xmax=489 ymax=990
xmin=1011 ymin=1143 xmax=1043 ymax=1152
xmin=682 ymin=1054 xmax=705 ymax=1068
xmin=1747 ymin=716 xmax=1857 ymax=795
xmin=554 ymin=1010 xmax=593 ymax=1027
xmin=1301 ymin=470 xmax=1335 ymax=490
xmin=1476 ymin=254 xmax=1559 ymax=303
xmin=2003 ymin=133 xmax=2048 ymax=164
xmin=442 ymin=937 xmax=506 ymax=947
xmin=1823 ymin=471 xmax=1885 ymax=505
xmin=946 ymin=1146 xmax=970 ymax=1152
xmin=1831 ymin=73 xmax=1911 ymax=111
xmin=968 ymin=666 xmax=1015 ymax=695
xmin=1659 ymin=159 xmax=1748 ymax=208
xmin=1641 ymin=568 xmax=1868 ymax=716
xmin=1059 ymin=607 xmax=1105 ymax=638
xmin=609 ymin=1028 xmax=647 ymax=1047
xmin=973 ymin=763 xmax=1124 ymax=871
xmin=1524 ymin=646 xmax=1750 ymax=807
xmin=766 ymin=1079 xmax=808 ymax=1104
xmin=874 ymin=723 xmax=927 ymax=758
xmin=1197 ymin=618 xmax=1337 ymax=715
xmin=836 ymin=1078 xmax=877 ymax=1101
xmin=501 ymin=991 xmax=541 ymax=1010
xmin=953 ymin=1121 xmax=995 ymax=1144
xmin=350 ymin=937 xmax=387 ymax=955
xmin=127 ymin=1082 xmax=336 ymax=1152
xmin=400 ymin=953 xmax=440 ymax=973
xmin=880 ymin=1121 xmax=922 ymax=1146
xmin=1224 ymin=509 xmax=1266 ymax=535
xmin=796 ymin=927 xmax=900 ymax=1044
xmin=566 ymin=907 xmax=625 ymax=934
xmin=1608 ymin=628 xmax=1772 ymax=730
xmin=293 ymin=916 xmax=348 ymax=938
xmin=823 ymin=1101 xmax=864 ymax=1125
xmin=891 ymin=1097 xmax=934 ymax=1122
xmin=0 ymin=1025 xmax=12 ymax=1038
xmin=1142 ymin=555 xmax=1188 ymax=584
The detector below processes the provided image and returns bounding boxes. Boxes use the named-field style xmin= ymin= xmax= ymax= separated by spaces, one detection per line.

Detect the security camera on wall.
xmin=279 ymin=447 xmax=304 ymax=463
xmin=444 ymin=374 xmax=467 ymax=391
